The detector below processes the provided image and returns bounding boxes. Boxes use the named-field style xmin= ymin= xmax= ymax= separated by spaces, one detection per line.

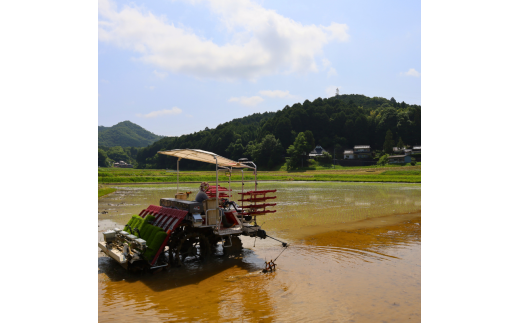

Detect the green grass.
xmin=380 ymin=170 xmax=421 ymax=176
xmin=98 ymin=164 xmax=421 ymax=184
xmin=98 ymin=186 xmax=117 ymax=198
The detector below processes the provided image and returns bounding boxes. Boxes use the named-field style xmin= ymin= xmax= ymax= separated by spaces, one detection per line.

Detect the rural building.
xmin=309 ymin=145 xmax=327 ymax=159
xmin=343 ymin=149 xmax=354 ymax=159
xmin=114 ymin=160 xmax=133 ymax=168
xmin=353 ymin=145 xmax=371 ymax=159
xmin=412 ymin=146 xmax=421 ymax=153
xmin=388 ymin=155 xmax=412 ymax=164
xmin=393 ymin=147 xmax=413 ymax=156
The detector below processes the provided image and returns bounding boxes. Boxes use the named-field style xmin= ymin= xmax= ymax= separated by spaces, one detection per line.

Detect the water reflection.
xmin=99 ymin=182 xmax=421 ymax=322
xmin=99 ymin=249 xmax=277 ymax=322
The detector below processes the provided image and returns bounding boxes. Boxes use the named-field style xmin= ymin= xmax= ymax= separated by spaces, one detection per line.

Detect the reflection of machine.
xmin=98 ymin=149 xmax=286 ymax=272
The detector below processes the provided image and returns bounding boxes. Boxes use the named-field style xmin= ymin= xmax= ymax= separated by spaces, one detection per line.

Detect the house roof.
xmin=388 ymin=155 xmax=407 ymax=158
xmin=309 ymin=150 xmax=327 ymax=156
xmin=413 ymin=146 xmax=421 ymax=149
xmin=354 ymin=145 xmax=370 ymax=149
xmin=344 ymin=150 xmax=354 ymax=154
xmin=309 ymin=145 xmax=325 ymax=154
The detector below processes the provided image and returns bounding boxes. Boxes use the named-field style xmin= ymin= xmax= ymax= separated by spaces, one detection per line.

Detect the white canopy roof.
xmin=158 ymin=149 xmax=251 ymax=168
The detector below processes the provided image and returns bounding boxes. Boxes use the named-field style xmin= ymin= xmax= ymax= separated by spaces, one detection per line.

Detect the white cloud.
xmin=98 ymin=0 xmax=349 ymax=80
xmin=327 ymin=67 xmax=337 ymax=77
xmin=326 ymin=85 xmax=340 ymax=97
xmin=401 ymin=68 xmax=420 ymax=77
xmin=228 ymin=96 xmax=264 ymax=107
xmin=136 ymin=107 xmax=182 ymax=118
xmin=322 ymin=58 xmax=331 ymax=69
xmin=258 ymin=90 xmax=292 ymax=98
xmin=153 ymin=70 xmax=168 ymax=79
xmin=145 ymin=85 xmax=155 ymax=90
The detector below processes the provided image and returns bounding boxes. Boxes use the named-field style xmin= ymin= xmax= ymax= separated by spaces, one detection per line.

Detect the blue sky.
xmin=98 ymin=0 xmax=421 ymax=136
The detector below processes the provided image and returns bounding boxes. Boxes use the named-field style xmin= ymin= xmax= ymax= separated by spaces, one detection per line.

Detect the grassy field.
xmin=98 ymin=164 xmax=421 ymax=184
xmin=98 ymin=185 xmax=117 ymax=198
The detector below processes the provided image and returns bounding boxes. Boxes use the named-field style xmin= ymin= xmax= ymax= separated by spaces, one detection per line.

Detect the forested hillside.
xmin=98 ymin=121 xmax=164 ymax=147
xmin=135 ymin=94 xmax=421 ymax=170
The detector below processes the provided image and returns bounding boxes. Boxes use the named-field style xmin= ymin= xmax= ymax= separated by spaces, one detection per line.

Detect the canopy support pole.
xmin=214 ymin=156 xmax=220 ymax=232
xmin=228 ymin=167 xmax=232 ymax=200
xmin=177 ymin=158 xmax=182 ymax=194
xmin=251 ymin=162 xmax=258 ymax=191
xmin=214 ymin=157 xmax=219 ymax=201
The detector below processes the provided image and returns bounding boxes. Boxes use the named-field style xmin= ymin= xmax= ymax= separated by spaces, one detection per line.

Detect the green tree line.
xmin=98 ymin=146 xmax=140 ymax=167
xmin=101 ymin=94 xmax=420 ymax=169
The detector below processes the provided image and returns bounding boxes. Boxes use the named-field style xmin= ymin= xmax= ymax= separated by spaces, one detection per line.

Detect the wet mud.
xmin=99 ymin=182 xmax=421 ymax=322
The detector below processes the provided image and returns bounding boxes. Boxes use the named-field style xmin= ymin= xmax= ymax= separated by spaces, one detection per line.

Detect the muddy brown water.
xmin=99 ymin=182 xmax=420 ymax=322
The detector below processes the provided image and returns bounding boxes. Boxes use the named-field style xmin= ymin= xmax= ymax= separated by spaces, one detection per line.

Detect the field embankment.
xmin=98 ymin=165 xmax=421 ymax=184
xmin=98 ymin=185 xmax=117 ymax=198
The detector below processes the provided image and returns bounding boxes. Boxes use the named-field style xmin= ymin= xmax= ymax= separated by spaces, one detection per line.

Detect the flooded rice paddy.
xmin=99 ymin=182 xmax=421 ymax=322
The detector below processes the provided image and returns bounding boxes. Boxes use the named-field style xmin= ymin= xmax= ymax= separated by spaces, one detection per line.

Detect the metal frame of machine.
xmin=98 ymin=149 xmax=280 ymax=271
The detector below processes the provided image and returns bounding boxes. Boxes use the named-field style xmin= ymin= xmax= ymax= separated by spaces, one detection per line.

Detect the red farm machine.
xmin=98 ymin=149 xmax=286 ymax=272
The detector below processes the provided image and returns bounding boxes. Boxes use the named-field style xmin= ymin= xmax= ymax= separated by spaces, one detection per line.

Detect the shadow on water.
xmin=98 ymin=248 xmax=266 ymax=293
xmin=98 ymin=248 xmax=280 ymax=322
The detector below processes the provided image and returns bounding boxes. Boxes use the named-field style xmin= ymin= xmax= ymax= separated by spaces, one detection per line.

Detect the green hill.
xmin=98 ymin=121 xmax=164 ymax=147
xmin=136 ymin=94 xmax=420 ymax=170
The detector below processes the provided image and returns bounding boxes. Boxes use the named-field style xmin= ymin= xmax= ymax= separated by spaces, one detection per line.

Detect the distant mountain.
xmin=98 ymin=121 xmax=164 ymax=147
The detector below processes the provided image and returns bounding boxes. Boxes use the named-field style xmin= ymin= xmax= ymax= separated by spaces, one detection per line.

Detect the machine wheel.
xmin=174 ymin=232 xmax=211 ymax=265
xmin=223 ymin=235 xmax=243 ymax=256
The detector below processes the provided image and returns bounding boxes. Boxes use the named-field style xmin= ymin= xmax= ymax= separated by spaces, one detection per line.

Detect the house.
xmin=412 ymin=146 xmax=421 ymax=153
xmin=393 ymin=147 xmax=413 ymax=156
xmin=353 ymin=145 xmax=371 ymax=159
xmin=309 ymin=145 xmax=327 ymax=159
xmin=388 ymin=155 xmax=412 ymax=164
xmin=343 ymin=149 xmax=354 ymax=159
xmin=114 ymin=160 xmax=133 ymax=168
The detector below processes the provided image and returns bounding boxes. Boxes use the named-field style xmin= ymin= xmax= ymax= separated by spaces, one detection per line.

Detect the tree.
xmin=303 ymin=130 xmax=315 ymax=153
xmin=129 ymin=94 xmax=422 ymax=169
xmin=247 ymin=135 xmax=284 ymax=169
xmin=353 ymin=115 xmax=368 ymax=144
xmin=286 ymin=132 xmax=308 ymax=170
xmin=274 ymin=117 xmax=293 ymax=148
xmin=334 ymin=144 xmax=343 ymax=161
xmin=226 ymin=139 xmax=245 ymax=161
xmin=397 ymin=137 xmax=405 ymax=149
xmin=98 ymin=148 xmax=109 ymax=167
xmin=106 ymin=146 xmax=131 ymax=163
xmin=383 ymin=130 xmax=395 ymax=154
xmin=413 ymin=108 xmax=421 ymax=145
xmin=377 ymin=154 xmax=389 ymax=166
xmin=317 ymin=151 xmax=333 ymax=166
